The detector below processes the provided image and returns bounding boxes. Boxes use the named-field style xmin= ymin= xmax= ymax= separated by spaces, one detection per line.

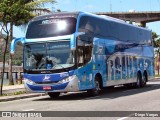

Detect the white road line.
xmin=22 ymin=109 xmax=35 ymax=111
xmin=117 ymin=117 xmax=129 ymax=120
xmin=117 ymin=113 xmax=134 ymax=120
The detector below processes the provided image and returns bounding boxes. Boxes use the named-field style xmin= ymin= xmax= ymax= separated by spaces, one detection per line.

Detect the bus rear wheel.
xmin=142 ymin=73 xmax=147 ymax=87
xmin=136 ymin=73 xmax=142 ymax=88
xmin=87 ymin=76 xmax=101 ymax=96
xmin=48 ymin=92 xmax=60 ymax=99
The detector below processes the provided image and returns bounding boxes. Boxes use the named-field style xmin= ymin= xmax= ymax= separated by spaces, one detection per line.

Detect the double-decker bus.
xmin=10 ymin=12 xmax=154 ymax=98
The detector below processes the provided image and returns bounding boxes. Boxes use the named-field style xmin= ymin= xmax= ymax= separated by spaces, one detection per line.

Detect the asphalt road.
xmin=0 ymin=79 xmax=160 ymax=120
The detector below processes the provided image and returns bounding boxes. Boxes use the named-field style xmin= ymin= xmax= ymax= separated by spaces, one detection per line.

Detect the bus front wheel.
xmin=48 ymin=92 xmax=60 ymax=99
xmin=87 ymin=76 xmax=101 ymax=96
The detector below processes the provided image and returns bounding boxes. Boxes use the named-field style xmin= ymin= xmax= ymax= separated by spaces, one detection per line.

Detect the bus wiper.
xmin=52 ymin=63 xmax=70 ymax=75
xmin=26 ymin=69 xmax=33 ymax=72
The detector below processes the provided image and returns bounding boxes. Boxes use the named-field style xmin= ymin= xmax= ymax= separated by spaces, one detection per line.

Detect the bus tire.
xmin=142 ymin=72 xmax=147 ymax=87
xmin=87 ymin=76 xmax=101 ymax=96
xmin=136 ymin=72 xmax=142 ymax=88
xmin=48 ymin=92 xmax=60 ymax=99
xmin=124 ymin=83 xmax=133 ymax=88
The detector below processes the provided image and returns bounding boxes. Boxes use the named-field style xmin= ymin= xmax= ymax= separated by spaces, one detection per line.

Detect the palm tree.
xmin=0 ymin=0 xmax=56 ymax=95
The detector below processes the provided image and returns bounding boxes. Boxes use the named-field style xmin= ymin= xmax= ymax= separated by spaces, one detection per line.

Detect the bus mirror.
xmin=75 ymin=32 xmax=85 ymax=37
xmin=10 ymin=37 xmax=25 ymax=55
xmin=71 ymin=32 xmax=86 ymax=50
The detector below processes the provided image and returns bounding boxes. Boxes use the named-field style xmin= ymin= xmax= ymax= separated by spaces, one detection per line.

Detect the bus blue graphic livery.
xmin=10 ymin=12 xmax=154 ymax=98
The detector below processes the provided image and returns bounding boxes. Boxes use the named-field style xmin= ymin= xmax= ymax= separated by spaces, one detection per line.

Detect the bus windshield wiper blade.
xmin=52 ymin=64 xmax=70 ymax=75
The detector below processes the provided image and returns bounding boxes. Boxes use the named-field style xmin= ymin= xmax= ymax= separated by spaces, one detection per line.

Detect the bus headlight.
xmin=58 ymin=75 xmax=76 ymax=84
xmin=24 ymin=78 xmax=35 ymax=85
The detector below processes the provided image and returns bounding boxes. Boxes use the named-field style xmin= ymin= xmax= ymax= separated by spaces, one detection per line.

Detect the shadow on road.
xmin=33 ymin=81 xmax=160 ymax=101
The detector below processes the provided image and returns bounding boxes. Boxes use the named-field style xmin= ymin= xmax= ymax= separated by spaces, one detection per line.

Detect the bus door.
xmin=94 ymin=39 xmax=105 ymax=68
xmin=76 ymin=34 xmax=93 ymax=90
xmin=93 ymin=39 xmax=107 ymax=85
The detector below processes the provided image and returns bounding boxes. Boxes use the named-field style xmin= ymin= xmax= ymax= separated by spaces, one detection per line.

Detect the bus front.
xmin=23 ymin=13 xmax=80 ymax=98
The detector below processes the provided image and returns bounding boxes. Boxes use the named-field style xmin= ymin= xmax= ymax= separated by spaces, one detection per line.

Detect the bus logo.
xmin=43 ymin=75 xmax=51 ymax=81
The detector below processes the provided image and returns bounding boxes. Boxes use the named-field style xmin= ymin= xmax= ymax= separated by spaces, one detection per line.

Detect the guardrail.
xmin=0 ymin=66 xmax=23 ymax=80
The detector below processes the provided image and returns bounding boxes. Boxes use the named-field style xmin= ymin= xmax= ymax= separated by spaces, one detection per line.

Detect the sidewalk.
xmin=0 ymin=84 xmax=46 ymax=102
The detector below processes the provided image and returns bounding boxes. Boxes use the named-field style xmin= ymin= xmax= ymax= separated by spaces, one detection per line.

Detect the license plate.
xmin=43 ymin=86 xmax=51 ymax=90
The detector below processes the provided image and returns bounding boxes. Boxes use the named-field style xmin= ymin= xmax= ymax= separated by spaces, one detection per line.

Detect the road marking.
xmin=22 ymin=109 xmax=35 ymax=111
xmin=117 ymin=113 xmax=134 ymax=120
xmin=117 ymin=117 xmax=129 ymax=120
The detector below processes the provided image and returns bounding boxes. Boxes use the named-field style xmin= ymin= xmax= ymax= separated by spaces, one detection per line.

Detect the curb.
xmin=0 ymin=93 xmax=47 ymax=102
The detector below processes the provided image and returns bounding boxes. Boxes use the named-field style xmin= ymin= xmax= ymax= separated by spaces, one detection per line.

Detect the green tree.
xmin=0 ymin=24 xmax=9 ymax=95
xmin=152 ymin=32 xmax=160 ymax=75
xmin=0 ymin=0 xmax=56 ymax=95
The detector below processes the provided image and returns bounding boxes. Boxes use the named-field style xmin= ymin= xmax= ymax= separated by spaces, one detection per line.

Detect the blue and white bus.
xmin=10 ymin=12 xmax=154 ymax=98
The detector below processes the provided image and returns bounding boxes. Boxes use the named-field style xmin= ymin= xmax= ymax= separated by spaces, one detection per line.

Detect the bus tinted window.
xmin=78 ymin=15 xmax=152 ymax=45
xmin=78 ymin=16 xmax=109 ymax=37
xmin=26 ymin=17 xmax=77 ymax=39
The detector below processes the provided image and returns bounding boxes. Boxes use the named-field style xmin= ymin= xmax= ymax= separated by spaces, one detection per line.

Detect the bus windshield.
xmin=24 ymin=41 xmax=75 ymax=71
xmin=26 ymin=17 xmax=77 ymax=39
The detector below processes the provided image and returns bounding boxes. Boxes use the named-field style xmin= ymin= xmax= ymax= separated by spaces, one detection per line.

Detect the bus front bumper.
xmin=24 ymin=75 xmax=80 ymax=93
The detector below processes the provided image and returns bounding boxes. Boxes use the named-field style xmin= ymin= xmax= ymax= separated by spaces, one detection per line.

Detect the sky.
xmin=13 ymin=0 xmax=160 ymax=38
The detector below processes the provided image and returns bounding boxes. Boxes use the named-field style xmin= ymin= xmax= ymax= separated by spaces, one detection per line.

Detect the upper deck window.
xmin=26 ymin=17 xmax=77 ymax=39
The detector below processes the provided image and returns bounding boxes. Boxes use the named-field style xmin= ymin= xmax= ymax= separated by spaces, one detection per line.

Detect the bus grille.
xmin=35 ymin=81 xmax=59 ymax=84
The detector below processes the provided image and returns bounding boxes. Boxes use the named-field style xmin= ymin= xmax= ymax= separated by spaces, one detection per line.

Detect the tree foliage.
xmin=152 ymin=32 xmax=160 ymax=48
xmin=0 ymin=0 xmax=56 ymax=94
xmin=152 ymin=31 xmax=160 ymax=75
xmin=0 ymin=0 xmax=56 ymax=25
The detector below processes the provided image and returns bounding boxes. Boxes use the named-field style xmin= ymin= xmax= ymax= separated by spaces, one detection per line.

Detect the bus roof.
xmin=31 ymin=11 xmax=151 ymax=32
xmin=31 ymin=11 xmax=80 ymax=21
xmin=78 ymin=12 xmax=151 ymax=32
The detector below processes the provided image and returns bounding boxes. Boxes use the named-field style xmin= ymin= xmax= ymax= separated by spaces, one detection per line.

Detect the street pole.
xmin=0 ymin=69 xmax=2 ymax=96
xmin=0 ymin=60 xmax=5 ymax=96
